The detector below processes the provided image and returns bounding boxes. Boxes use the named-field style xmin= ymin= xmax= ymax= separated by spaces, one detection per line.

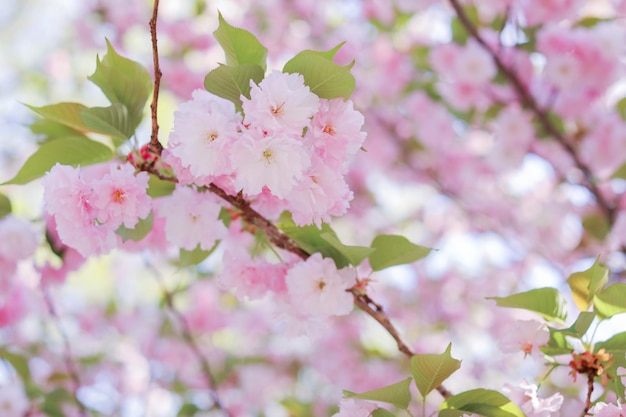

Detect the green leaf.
xmin=411 ymin=343 xmax=462 ymax=399
xmin=487 ymin=287 xmax=567 ymax=324
xmin=449 ymin=6 xmax=479 ymax=45
xmin=369 ymin=234 xmax=431 ymax=272
xmin=344 ymin=377 xmax=412 ymax=410
xmin=88 ymin=39 xmax=151 ymax=131
xmin=214 ymin=13 xmax=268 ymax=71
xmin=574 ymin=16 xmax=614 ymax=28
xmin=278 ymin=215 xmax=354 ymax=268
xmin=2 ymin=136 xmax=114 ymax=185
xmin=596 ymin=332 xmax=626 ymax=369
xmin=541 ymin=327 xmax=573 ymax=356
xmin=567 ymin=257 xmax=609 ymax=311
xmin=177 ymin=403 xmax=201 ymax=417
xmin=115 ymin=212 xmax=153 ymax=242
xmin=0 ymin=192 xmax=11 ymax=219
xmin=80 ymin=103 xmax=133 ymax=145
xmin=147 ymin=175 xmax=176 ymax=198
xmin=320 ymin=233 xmax=374 ymax=267
xmin=283 ymin=45 xmax=356 ymax=99
xmin=439 ymin=389 xmax=526 ymax=417
xmin=616 ymin=97 xmax=626 ymax=122
xmin=372 ymin=409 xmax=396 ymax=417
xmin=612 ymin=161 xmax=626 ymax=179
xmin=552 ymin=311 xmax=595 ymax=338
xmin=582 ymin=214 xmax=611 ymax=241
xmin=176 ymin=242 xmax=219 ymax=267
xmin=594 ymin=283 xmax=626 ymax=319
xmin=0 ymin=349 xmax=31 ymax=382
xmin=27 ymin=102 xmax=90 ymax=132
xmin=29 ymin=118 xmax=84 ymax=142
xmin=204 ymin=64 xmax=265 ymax=111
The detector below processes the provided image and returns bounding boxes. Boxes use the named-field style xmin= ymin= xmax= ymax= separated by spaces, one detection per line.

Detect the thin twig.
xmin=448 ymin=0 xmax=615 ymax=223
xmin=41 ymin=286 xmax=89 ymax=417
xmin=148 ymin=0 xmax=163 ymax=156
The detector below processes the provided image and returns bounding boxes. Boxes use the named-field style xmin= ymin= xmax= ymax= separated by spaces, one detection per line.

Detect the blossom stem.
xmin=148 ymin=0 xmax=163 ymax=156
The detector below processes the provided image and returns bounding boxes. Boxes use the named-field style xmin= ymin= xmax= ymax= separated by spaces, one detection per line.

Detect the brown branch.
xmin=583 ymin=372 xmax=594 ymax=415
xmin=448 ymin=0 xmax=615 ymax=223
xmin=148 ymin=0 xmax=163 ymax=156
xmin=41 ymin=286 xmax=89 ymax=417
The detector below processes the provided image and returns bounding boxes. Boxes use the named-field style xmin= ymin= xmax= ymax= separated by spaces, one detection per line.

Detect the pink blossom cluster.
xmin=163 ymin=70 xmax=366 ymax=227
xmin=503 ymin=381 xmax=564 ymax=417
xmin=43 ymin=162 xmax=151 ymax=257
xmin=589 ymin=401 xmax=626 ymax=417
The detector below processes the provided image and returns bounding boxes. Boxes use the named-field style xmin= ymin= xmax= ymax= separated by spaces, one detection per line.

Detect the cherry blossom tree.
xmin=0 ymin=0 xmax=625 ymax=416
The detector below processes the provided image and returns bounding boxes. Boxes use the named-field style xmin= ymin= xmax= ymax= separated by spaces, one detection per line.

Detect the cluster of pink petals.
xmin=43 ymin=162 xmax=151 ymax=257
xmin=588 ymin=401 xmax=626 ymax=417
xmin=497 ymin=319 xmax=550 ymax=357
xmin=503 ymin=381 xmax=564 ymax=417
xmin=332 ymin=398 xmax=378 ymax=417
xmin=164 ymin=70 xmax=366 ymax=226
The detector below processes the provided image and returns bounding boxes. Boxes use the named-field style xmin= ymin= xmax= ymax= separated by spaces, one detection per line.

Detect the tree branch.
xmin=148 ymin=0 xmax=163 ymax=156
xmin=447 ymin=0 xmax=615 ymax=223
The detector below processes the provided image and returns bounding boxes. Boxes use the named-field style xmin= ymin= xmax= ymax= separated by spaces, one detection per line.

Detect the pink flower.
xmin=219 ymin=252 xmax=288 ymax=300
xmin=168 ymin=89 xmax=241 ymax=180
xmin=0 ymin=285 xmax=26 ymax=328
xmin=0 ymin=216 xmax=37 ymax=260
xmin=497 ymin=319 xmax=549 ymax=356
xmin=454 ymin=40 xmax=497 ymax=85
xmin=0 ymin=381 xmax=29 ymax=416
xmin=230 ymin=131 xmax=311 ymax=198
xmin=332 ymin=398 xmax=378 ymax=417
xmin=242 ymin=70 xmax=319 ymax=135
xmin=589 ymin=401 xmax=626 ymax=417
xmin=91 ymin=162 xmax=151 ymax=229
xmin=285 ymin=253 xmax=355 ymax=317
xmin=159 ymin=186 xmax=227 ymax=251
xmin=503 ymin=381 xmax=563 ymax=417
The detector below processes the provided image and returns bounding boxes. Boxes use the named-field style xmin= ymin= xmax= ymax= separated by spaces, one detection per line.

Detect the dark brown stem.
xmin=448 ymin=0 xmax=615 ymax=223
xmin=148 ymin=0 xmax=163 ymax=156
xmin=583 ymin=372 xmax=594 ymax=415
xmin=41 ymin=286 xmax=89 ymax=417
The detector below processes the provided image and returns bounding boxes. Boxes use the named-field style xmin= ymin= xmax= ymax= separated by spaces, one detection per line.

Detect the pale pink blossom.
xmin=332 ymin=398 xmax=378 ymax=417
xmin=168 ymin=89 xmax=241 ymax=179
xmin=285 ymin=253 xmax=355 ymax=317
xmin=91 ymin=162 xmax=151 ymax=229
xmin=0 ymin=381 xmax=29 ymax=416
xmin=219 ymin=251 xmax=288 ymax=300
xmin=0 ymin=285 xmax=26 ymax=328
xmin=589 ymin=401 xmax=626 ymax=416
xmin=159 ymin=186 xmax=227 ymax=251
xmin=454 ymin=40 xmax=497 ymax=85
xmin=230 ymin=131 xmax=311 ymax=198
xmin=242 ymin=70 xmax=319 ymax=135
xmin=0 ymin=216 xmax=37 ymax=260
xmin=503 ymin=381 xmax=563 ymax=417
xmin=498 ymin=319 xmax=549 ymax=356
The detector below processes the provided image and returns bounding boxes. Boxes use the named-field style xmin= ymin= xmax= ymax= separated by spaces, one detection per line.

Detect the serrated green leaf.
xmin=439 ymin=389 xmax=526 ymax=417
xmin=147 ymin=175 xmax=176 ymax=198
xmin=372 ymin=409 xmax=396 ymax=417
xmin=0 ymin=349 xmax=31 ymax=382
xmin=176 ymin=242 xmax=219 ymax=267
xmin=594 ymin=283 xmax=626 ymax=319
xmin=320 ymin=233 xmax=374 ymax=267
xmin=567 ymin=257 xmax=609 ymax=311
xmin=344 ymin=377 xmax=412 ymax=409
xmin=88 ymin=39 xmax=151 ymax=131
xmin=0 ymin=193 xmax=11 ymax=219
xmin=214 ymin=13 xmax=268 ymax=71
xmin=116 ymin=212 xmax=153 ymax=242
xmin=27 ymin=102 xmax=90 ymax=132
xmin=411 ymin=343 xmax=461 ymax=399
xmin=204 ymin=64 xmax=265 ymax=111
xmin=369 ymin=234 xmax=431 ymax=272
xmin=2 ymin=136 xmax=114 ymax=185
xmin=487 ymin=287 xmax=567 ymax=324
xmin=283 ymin=46 xmax=356 ymax=99
xmin=80 ymin=103 xmax=133 ymax=145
